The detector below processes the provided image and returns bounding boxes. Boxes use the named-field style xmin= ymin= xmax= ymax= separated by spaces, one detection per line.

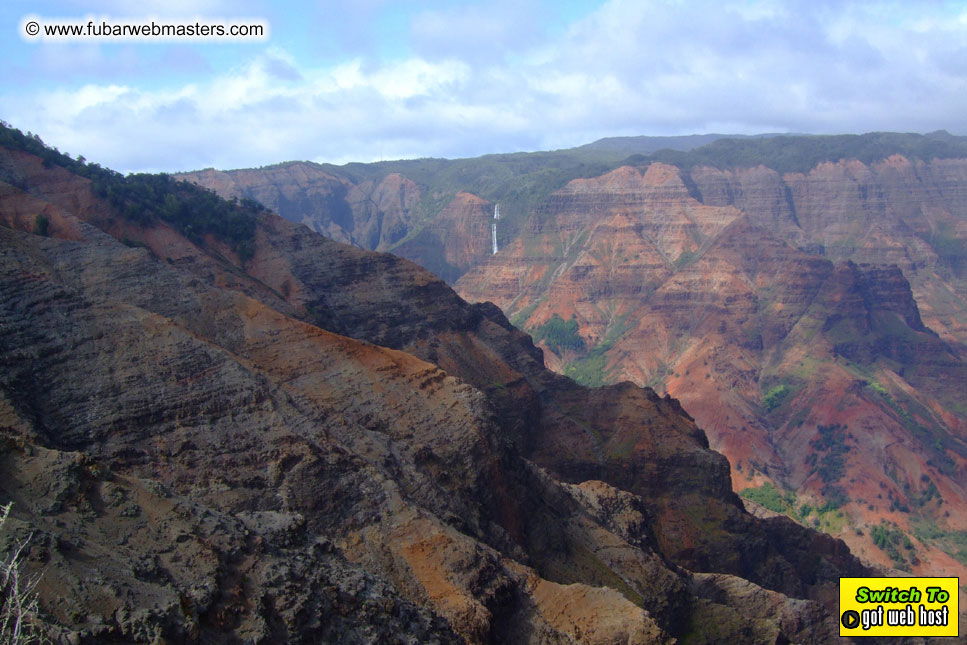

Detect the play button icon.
xmin=841 ymin=610 xmax=860 ymax=630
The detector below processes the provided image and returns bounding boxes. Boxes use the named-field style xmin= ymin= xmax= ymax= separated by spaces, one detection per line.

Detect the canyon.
xmin=0 ymin=126 xmax=887 ymax=641
xmin=176 ymin=133 xmax=967 ymax=587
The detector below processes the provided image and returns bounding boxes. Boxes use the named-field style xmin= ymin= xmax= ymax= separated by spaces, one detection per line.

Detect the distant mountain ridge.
xmin=639 ymin=130 xmax=967 ymax=174
xmin=576 ymin=132 xmax=788 ymax=155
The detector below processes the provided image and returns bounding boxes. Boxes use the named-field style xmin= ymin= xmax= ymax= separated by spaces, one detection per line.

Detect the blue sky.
xmin=3 ymin=0 xmax=967 ymax=172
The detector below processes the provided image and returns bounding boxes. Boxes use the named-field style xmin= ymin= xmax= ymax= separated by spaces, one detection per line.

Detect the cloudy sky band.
xmin=3 ymin=0 xmax=966 ymax=173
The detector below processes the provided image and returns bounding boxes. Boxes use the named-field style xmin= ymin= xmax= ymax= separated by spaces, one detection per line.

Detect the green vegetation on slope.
xmin=634 ymin=131 xmax=967 ymax=175
xmin=1 ymin=121 xmax=262 ymax=262
xmin=525 ymin=313 xmax=619 ymax=388
xmin=912 ymin=520 xmax=967 ymax=566
xmin=863 ymin=379 xmax=963 ymax=476
xmin=871 ymin=520 xmax=918 ymax=572
xmin=563 ymin=352 xmax=610 ymax=388
xmin=529 ymin=314 xmax=585 ymax=356
xmin=762 ymin=384 xmax=790 ymax=412
xmin=926 ymin=221 xmax=967 ymax=278
xmin=559 ymin=313 xmax=632 ymax=388
xmin=739 ymin=482 xmax=793 ymax=514
xmin=915 ymin=476 xmax=942 ymax=508
xmin=738 ymin=482 xmax=851 ymax=534
xmin=804 ymin=423 xmax=851 ymax=509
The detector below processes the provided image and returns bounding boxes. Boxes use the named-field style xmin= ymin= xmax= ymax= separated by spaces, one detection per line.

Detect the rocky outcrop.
xmin=691 ymin=156 xmax=967 ymax=343
xmin=393 ymin=192 xmax=494 ymax=284
xmin=0 ymin=142 xmax=870 ymax=642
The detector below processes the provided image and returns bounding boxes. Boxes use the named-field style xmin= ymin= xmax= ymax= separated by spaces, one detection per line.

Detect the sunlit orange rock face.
xmin=456 ymin=158 xmax=967 ymax=581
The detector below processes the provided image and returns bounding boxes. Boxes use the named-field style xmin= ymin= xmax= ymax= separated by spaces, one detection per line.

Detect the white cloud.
xmin=50 ymin=84 xmax=130 ymax=117
xmin=3 ymin=0 xmax=967 ymax=172
xmin=1 ymin=50 xmax=482 ymax=170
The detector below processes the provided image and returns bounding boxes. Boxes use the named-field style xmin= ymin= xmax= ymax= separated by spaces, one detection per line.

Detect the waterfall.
xmin=492 ymin=203 xmax=500 ymax=254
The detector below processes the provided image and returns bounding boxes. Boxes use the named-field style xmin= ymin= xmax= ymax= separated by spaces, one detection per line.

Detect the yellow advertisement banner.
xmin=839 ymin=577 xmax=959 ymax=637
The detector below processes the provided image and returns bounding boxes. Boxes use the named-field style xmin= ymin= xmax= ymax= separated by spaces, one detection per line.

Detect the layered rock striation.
xmin=0 ymin=138 xmax=872 ymax=642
